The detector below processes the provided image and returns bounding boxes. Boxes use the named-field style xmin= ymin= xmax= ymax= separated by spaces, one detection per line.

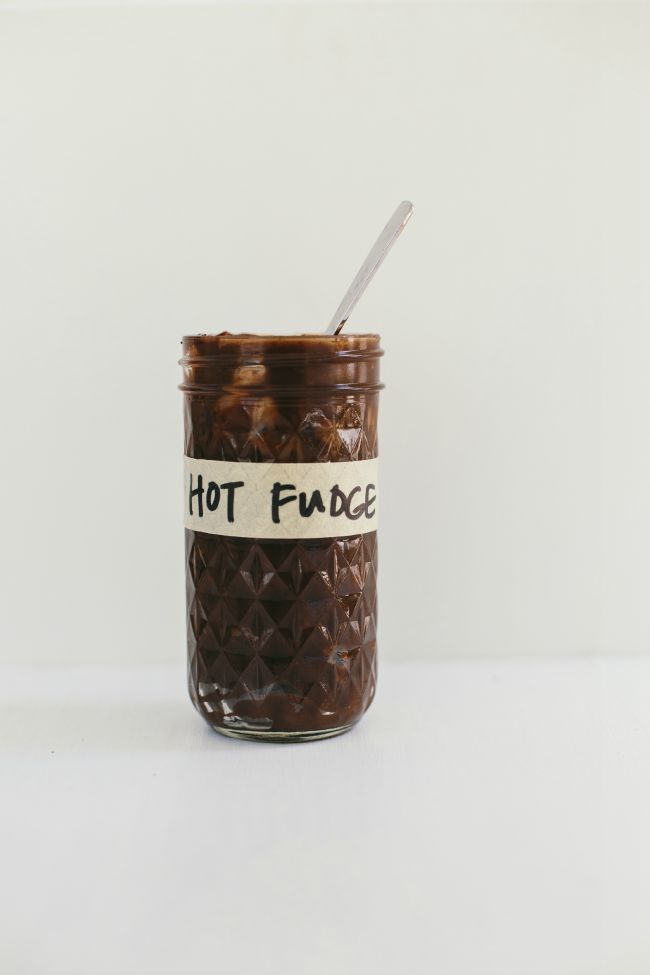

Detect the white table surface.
xmin=2 ymin=658 xmax=650 ymax=975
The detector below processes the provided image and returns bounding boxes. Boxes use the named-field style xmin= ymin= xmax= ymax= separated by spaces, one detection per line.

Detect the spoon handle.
xmin=326 ymin=200 xmax=414 ymax=335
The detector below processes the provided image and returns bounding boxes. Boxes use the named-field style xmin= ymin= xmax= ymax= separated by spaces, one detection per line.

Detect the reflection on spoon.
xmin=326 ymin=200 xmax=414 ymax=335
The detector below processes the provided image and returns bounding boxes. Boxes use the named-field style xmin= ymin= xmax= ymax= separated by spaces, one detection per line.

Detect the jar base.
xmin=211 ymin=722 xmax=357 ymax=743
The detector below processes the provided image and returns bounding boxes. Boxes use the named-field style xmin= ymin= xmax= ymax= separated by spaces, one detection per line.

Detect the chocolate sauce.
xmin=180 ymin=333 xmax=383 ymax=741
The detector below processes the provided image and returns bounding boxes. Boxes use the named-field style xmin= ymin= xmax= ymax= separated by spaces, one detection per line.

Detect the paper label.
xmin=184 ymin=457 xmax=378 ymax=539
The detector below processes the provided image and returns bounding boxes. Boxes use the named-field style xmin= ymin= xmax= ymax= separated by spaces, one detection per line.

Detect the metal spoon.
xmin=326 ymin=200 xmax=414 ymax=335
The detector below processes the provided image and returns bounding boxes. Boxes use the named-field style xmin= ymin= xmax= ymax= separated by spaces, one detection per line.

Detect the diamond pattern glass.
xmin=181 ymin=334 xmax=382 ymax=741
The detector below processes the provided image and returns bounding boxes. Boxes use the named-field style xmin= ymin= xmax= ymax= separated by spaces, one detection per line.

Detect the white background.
xmin=2 ymin=6 xmax=650 ymax=975
xmin=3 ymin=657 xmax=650 ymax=975
xmin=1 ymin=0 xmax=648 ymax=666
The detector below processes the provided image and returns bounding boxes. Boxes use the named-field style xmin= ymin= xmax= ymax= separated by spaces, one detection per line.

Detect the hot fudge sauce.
xmin=180 ymin=333 xmax=383 ymax=741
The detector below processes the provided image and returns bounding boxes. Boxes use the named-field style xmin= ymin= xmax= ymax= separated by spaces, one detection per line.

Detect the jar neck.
xmin=179 ymin=333 xmax=384 ymax=395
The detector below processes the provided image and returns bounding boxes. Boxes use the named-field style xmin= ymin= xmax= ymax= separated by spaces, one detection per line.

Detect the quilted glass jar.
xmin=180 ymin=333 xmax=383 ymax=741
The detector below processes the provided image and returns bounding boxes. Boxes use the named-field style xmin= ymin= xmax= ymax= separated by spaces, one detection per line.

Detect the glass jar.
xmin=180 ymin=333 xmax=383 ymax=741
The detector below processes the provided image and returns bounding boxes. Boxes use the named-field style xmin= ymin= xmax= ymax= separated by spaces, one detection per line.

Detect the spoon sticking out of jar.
xmin=326 ymin=200 xmax=414 ymax=336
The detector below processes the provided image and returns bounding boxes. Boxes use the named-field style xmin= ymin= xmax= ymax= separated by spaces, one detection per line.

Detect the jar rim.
xmin=181 ymin=332 xmax=381 ymax=342
xmin=181 ymin=332 xmax=381 ymax=355
xmin=180 ymin=332 xmax=383 ymax=368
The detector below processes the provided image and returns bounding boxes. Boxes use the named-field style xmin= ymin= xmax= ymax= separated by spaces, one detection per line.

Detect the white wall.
xmin=1 ymin=2 xmax=648 ymax=664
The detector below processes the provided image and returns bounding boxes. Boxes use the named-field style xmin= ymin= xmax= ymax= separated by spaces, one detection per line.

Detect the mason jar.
xmin=180 ymin=333 xmax=383 ymax=741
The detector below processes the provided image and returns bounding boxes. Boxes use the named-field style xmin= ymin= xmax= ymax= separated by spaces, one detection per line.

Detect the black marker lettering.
xmin=299 ymin=489 xmax=326 ymax=518
xmin=330 ymin=484 xmax=347 ymax=517
xmin=365 ymin=483 xmax=376 ymax=520
xmin=271 ymin=483 xmax=297 ymax=524
xmin=221 ymin=481 xmax=245 ymax=523
xmin=206 ymin=481 xmax=220 ymax=512
xmin=346 ymin=486 xmax=364 ymax=520
xmin=189 ymin=473 xmax=204 ymax=517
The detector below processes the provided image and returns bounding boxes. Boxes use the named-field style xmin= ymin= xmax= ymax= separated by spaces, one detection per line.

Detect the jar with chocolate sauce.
xmin=180 ymin=333 xmax=383 ymax=741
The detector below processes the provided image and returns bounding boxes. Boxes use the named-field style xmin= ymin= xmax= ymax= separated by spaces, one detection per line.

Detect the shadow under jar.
xmin=180 ymin=333 xmax=383 ymax=741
